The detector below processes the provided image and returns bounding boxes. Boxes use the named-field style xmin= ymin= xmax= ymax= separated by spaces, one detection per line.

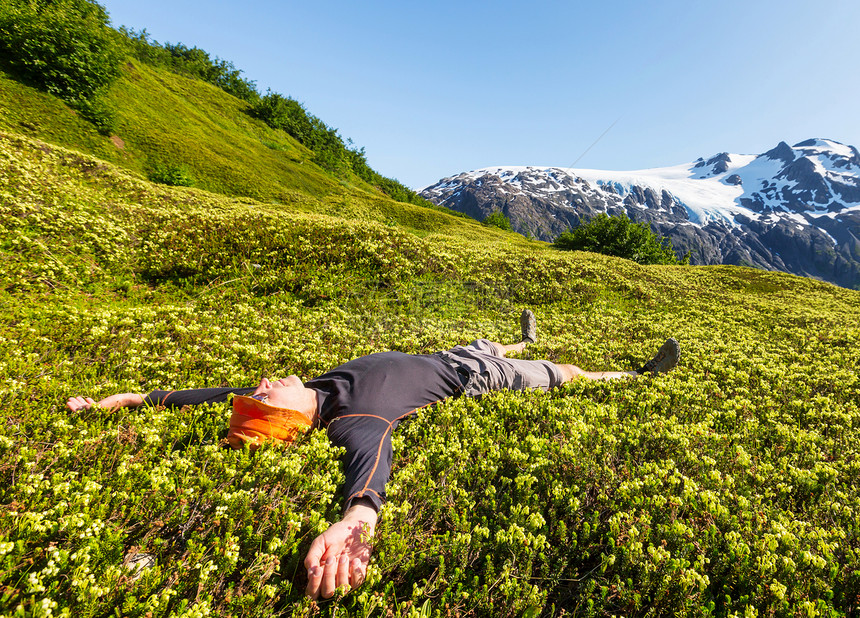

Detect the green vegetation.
xmin=2 ymin=134 xmax=860 ymax=616
xmin=1 ymin=3 xmax=859 ymax=614
xmin=0 ymin=0 xmax=426 ymax=207
xmin=554 ymin=213 xmax=690 ymax=266
xmin=0 ymin=0 xmax=124 ymax=133
xmin=148 ymin=162 xmax=194 ymax=188
xmin=120 ymin=28 xmax=258 ymax=103
xmin=483 ymin=211 xmax=513 ymax=231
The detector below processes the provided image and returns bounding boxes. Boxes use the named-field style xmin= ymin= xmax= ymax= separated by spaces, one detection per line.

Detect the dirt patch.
xmin=111 ymin=135 xmax=125 ymax=150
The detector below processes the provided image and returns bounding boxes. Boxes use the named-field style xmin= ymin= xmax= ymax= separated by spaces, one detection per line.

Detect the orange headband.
xmin=227 ymin=395 xmax=315 ymax=450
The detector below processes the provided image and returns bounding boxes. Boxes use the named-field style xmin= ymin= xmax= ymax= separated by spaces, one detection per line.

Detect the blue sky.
xmin=100 ymin=0 xmax=860 ymax=190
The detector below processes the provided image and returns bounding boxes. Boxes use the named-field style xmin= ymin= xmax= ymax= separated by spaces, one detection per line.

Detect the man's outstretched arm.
xmin=66 ymin=387 xmax=258 ymax=412
xmin=66 ymin=393 xmax=144 ymax=411
xmin=304 ymin=499 xmax=377 ymax=600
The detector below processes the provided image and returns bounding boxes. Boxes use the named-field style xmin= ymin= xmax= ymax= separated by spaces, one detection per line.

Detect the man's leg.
xmin=555 ymin=363 xmax=635 ymax=382
xmin=484 ymin=341 xmax=633 ymax=381
xmin=462 ymin=313 xmax=679 ymax=392
xmin=535 ymin=336 xmax=682 ymax=382
xmin=489 ymin=341 xmax=527 ymax=356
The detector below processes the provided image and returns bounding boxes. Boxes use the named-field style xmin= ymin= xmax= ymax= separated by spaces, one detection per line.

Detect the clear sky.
xmin=99 ymin=0 xmax=860 ymax=190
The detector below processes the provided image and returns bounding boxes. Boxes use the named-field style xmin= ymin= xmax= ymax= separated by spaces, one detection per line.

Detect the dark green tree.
xmin=484 ymin=211 xmax=512 ymax=231
xmin=553 ymin=213 xmax=689 ymax=265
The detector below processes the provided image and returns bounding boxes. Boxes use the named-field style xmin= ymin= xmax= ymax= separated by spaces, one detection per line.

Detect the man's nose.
xmin=259 ymin=377 xmax=272 ymax=390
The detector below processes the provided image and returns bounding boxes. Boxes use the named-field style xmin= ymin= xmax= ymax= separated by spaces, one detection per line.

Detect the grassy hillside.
xmin=0 ymin=61 xmax=492 ymax=240
xmin=0 ymin=58 xmax=452 ymax=219
xmin=2 ymin=133 xmax=860 ymax=616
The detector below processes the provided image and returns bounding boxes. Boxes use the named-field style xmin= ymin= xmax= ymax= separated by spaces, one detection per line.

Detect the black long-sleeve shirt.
xmin=144 ymin=351 xmax=465 ymax=512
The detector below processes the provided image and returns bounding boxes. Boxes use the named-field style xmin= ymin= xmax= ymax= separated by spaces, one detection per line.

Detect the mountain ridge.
xmin=420 ymin=139 xmax=860 ymax=289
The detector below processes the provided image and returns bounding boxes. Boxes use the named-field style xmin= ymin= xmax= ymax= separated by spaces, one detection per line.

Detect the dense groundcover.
xmin=2 ymin=133 xmax=860 ymax=616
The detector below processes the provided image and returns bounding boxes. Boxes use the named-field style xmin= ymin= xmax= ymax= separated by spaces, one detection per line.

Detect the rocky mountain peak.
xmin=694 ymin=152 xmax=732 ymax=177
xmin=762 ymin=141 xmax=795 ymax=164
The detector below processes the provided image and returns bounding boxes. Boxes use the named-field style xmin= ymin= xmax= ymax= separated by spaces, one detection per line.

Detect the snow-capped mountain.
xmin=420 ymin=139 xmax=860 ymax=289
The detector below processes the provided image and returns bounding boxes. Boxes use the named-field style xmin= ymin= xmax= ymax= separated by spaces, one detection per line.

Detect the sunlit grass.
xmin=2 ymin=133 xmax=860 ymax=616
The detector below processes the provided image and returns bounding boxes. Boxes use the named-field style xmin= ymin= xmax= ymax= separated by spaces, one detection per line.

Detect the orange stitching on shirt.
xmin=354 ymin=400 xmax=444 ymax=496
xmin=329 ymin=413 xmax=391 ymax=423
xmin=361 ymin=422 xmax=394 ymax=496
xmin=349 ymin=487 xmax=382 ymax=500
xmin=320 ymin=395 xmax=452 ymax=501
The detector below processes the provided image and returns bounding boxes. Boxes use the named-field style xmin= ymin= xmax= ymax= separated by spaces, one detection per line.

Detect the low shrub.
xmin=0 ymin=0 xmax=123 ymax=128
xmin=149 ymin=163 xmax=195 ymax=187
xmin=484 ymin=211 xmax=513 ymax=231
xmin=554 ymin=213 xmax=689 ymax=265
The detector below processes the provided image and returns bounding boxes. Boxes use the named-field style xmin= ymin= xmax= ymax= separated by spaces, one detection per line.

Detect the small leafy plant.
xmin=149 ymin=162 xmax=195 ymax=187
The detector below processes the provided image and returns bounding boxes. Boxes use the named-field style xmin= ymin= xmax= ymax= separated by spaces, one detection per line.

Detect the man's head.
xmin=227 ymin=376 xmax=318 ymax=450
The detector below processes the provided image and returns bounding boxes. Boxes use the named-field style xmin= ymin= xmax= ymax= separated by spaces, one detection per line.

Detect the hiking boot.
xmin=636 ymin=338 xmax=680 ymax=375
xmin=520 ymin=309 xmax=537 ymax=343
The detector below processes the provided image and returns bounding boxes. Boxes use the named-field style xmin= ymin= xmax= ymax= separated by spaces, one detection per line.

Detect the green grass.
xmin=0 ymin=60 xmax=481 ymax=239
xmin=0 ymin=71 xmax=119 ymax=163
xmin=2 ymin=133 xmax=860 ymax=616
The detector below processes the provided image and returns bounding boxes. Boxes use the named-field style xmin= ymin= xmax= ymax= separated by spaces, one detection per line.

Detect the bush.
xmin=553 ymin=213 xmax=689 ymax=265
xmin=484 ymin=211 xmax=513 ymax=231
xmin=0 ymin=0 xmax=123 ymax=103
xmin=149 ymin=162 xmax=194 ymax=187
xmin=250 ymin=91 xmax=351 ymax=176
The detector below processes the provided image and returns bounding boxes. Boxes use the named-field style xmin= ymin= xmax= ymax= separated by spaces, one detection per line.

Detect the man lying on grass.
xmin=66 ymin=310 xmax=680 ymax=600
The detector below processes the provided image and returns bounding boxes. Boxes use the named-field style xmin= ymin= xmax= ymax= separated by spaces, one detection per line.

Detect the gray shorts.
xmin=436 ymin=339 xmax=565 ymax=397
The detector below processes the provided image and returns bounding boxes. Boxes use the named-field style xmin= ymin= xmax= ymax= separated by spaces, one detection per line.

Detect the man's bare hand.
xmin=66 ymin=393 xmax=144 ymax=412
xmin=304 ymin=503 xmax=377 ymax=600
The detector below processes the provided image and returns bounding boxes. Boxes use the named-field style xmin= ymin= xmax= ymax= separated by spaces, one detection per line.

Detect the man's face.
xmin=252 ymin=376 xmax=317 ymax=416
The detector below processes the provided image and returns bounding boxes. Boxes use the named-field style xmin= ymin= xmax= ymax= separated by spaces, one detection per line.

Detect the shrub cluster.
xmin=554 ymin=214 xmax=690 ymax=265
xmin=148 ymin=162 xmax=195 ymax=188
xmin=483 ymin=211 xmax=513 ymax=231
xmin=0 ymin=0 xmax=123 ymax=133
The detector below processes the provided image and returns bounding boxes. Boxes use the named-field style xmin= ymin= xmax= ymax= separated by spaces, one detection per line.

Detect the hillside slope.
xmin=0 ymin=59 xmax=454 ymax=223
xmin=2 ymin=134 xmax=860 ymax=616
xmin=1 ymin=64 xmax=496 ymax=242
xmin=0 ymin=62 xmax=336 ymax=198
